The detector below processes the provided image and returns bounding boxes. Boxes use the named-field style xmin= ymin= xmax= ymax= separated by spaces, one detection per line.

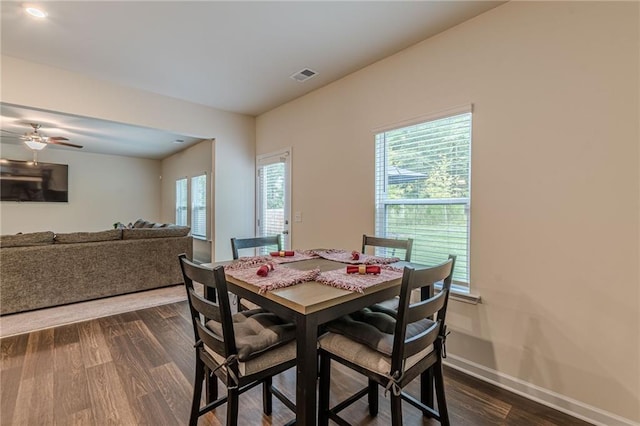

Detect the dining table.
xmin=205 ymin=251 xmax=435 ymax=426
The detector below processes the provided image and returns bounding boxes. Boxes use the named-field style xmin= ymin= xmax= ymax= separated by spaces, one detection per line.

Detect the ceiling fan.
xmin=18 ymin=123 xmax=83 ymax=150
xmin=1 ymin=122 xmax=83 ymax=164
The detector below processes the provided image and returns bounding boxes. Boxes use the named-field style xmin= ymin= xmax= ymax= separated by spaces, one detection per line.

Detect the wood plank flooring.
xmin=1 ymin=300 xmax=593 ymax=425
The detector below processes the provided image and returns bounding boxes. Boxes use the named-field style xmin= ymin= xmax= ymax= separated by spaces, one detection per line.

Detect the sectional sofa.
xmin=0 ymin=222 xmax=192 ymax=315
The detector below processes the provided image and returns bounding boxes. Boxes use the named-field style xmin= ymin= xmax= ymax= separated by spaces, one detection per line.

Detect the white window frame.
xmin=191 ymin=173 xmax=207 ymax=240
xmin=374 ymin=104 xmax=473 ymax=292
xmin=175 ymin=177 xmax=188 ymax=226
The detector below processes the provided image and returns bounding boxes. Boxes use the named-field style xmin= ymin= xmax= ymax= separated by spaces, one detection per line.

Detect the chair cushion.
xmin=205 ymin=340 xmax=296 ymax=377
xmin=319 ymin=332 xmax=433 ymax=376
xmin=206 ymin=308 xmax=295 ymax=362
xmin=369 ymin=289 xmax=423 ymax=317
xmin=326 ymin=307 xmax=434 ymax=356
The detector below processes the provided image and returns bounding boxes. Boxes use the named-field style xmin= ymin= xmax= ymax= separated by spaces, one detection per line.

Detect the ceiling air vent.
xmin=290 ymin=68 xmax=317 ymax=82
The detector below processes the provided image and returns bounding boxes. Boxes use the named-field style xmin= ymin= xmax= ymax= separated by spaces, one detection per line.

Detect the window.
xmin=375 ymin=107 xmax=472 ymax=287
xmin=175 ymin=178 xmax=188 ymax=226
xmin=191 ymin=174 xmax=207 ymax=239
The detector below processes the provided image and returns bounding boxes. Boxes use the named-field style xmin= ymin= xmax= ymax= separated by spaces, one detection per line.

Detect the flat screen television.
xmin=0 ymin=159 xmax=69 ymax=202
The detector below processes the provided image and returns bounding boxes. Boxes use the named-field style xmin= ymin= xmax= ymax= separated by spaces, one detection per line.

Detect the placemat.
xmin=225 ymin=265 xmax=321 ymax=294
xmin=224 ymin=256 xmax=273 ymax=271
xmin=313 ymin=249 xmax=400 ymax=265
xmin=316 ymin=265 xmax=404 ymax=293
xmin=268 ymin=250 xmax=320 ymax=264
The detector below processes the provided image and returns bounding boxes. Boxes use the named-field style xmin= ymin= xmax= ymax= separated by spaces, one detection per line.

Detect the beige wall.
xmin=257 ymin=2 xmax=639 ymax=424
xmin=1 ymin=56 xmax=256 ymax=260
xmin=161 ymin=139 xmax=213 ymax=263
xmin=0 ymin=144 xmax=161 ymax=234
xmin=213 ymin=129 xmax=256 ymax=262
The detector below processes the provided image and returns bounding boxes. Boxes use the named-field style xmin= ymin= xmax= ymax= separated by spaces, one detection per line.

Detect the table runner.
xmin=313 ymin=249 xmax=400 ymax=265
xmin=225 ymin=265 xmax=321 ymax=294
xmin=316 ymin=265 xmax=404 ymax=293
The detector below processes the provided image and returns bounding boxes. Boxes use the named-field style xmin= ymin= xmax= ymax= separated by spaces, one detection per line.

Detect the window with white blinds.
xmin=375 ymin=109 xmax=472 ymax=286
xmin=175 ymin=178 xmax=188 ymax=226
xmin=191 ymin=174 xmax=207 ymax=239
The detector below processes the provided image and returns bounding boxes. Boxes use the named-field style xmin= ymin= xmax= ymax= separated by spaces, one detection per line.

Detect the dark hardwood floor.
xmin=1 ymin=301 xmax=592 ymax=425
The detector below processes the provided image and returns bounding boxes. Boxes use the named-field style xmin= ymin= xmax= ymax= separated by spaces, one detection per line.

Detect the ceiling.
xmin=0 ymin=103 xmax=202 ymax=159
xmin=0 ymin=1 xmax=504 ymax=159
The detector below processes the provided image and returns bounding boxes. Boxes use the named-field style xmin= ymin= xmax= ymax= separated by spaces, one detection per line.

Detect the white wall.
xmin=0 ymin=144 xmax=160 ymax=234
xmin=161 ymin=139 xmax=213 ymax=263
xmin=257 ymin=2 xmax=639 ymax=424
xmin=1 ymin=56 xmax=256 ymax=259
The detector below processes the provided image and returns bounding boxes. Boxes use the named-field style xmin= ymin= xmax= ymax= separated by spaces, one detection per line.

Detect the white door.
xmin=256 ymin=148 xmax=291 ymax=249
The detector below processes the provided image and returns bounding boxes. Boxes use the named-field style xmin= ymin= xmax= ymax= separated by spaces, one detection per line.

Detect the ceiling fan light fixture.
xmin=25 ymin=6 xmax=48 ymax=18
xmin=24 ymin=139 xmax=47 ymax=150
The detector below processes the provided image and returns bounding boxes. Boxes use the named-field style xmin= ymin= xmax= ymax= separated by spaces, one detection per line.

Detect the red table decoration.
xmin=346 ymin=265 xmax=381 ymax=275
xmin=270 ymin=250 xmax=295 ymax=257
xmin=256 ymin=262 xmax=275 ymax=277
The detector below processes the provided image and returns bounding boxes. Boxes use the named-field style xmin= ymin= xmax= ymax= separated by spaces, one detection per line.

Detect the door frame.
xmin=256 ymin=147 xmax=292 ymax=249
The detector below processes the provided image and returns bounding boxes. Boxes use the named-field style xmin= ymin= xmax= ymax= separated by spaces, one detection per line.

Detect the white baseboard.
xmin=444 ymin=354 xmax=639 ymax=426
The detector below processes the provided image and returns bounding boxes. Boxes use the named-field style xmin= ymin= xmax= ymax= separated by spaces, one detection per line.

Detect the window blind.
xmin=375 ymin=112 xmax=472 ymax=285
xmin=175 ymin=178 xmax=187 ymax=226
xmin=191 ymin=174 xmax=207 ymax=239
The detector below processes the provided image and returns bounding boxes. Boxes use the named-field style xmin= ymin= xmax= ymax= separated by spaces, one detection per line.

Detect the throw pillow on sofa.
xmin=113 ymin=222 xmax=134 ymax=229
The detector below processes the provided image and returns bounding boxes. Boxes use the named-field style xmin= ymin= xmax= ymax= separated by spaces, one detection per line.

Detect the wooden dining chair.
xmin=362 ymin=234 xmax=414 ymax=262
xmin=179 ymin=254 xmax=296 ymax=426
xmin=230 ymin=235 xmax=282 ymax=310
xmin=231 ymin=235 xmax=282 ymax=260
xmin=318 ymin=255 xmax=456 ymax=426
xmin=362 ymin=234 xmax=414 ymax=315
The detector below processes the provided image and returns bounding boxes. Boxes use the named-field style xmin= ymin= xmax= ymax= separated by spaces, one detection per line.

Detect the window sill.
xmin=435 ymin=283 xmax=481 ymax=305
xmin=192 ymin=235 xmax=209 ymax=242
xmin=450 ymin=289 xmax=481 ymax=304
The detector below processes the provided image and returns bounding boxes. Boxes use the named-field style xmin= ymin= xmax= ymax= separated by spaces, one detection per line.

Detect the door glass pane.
xmin=260 ymin=161 xmax=286 ymax=248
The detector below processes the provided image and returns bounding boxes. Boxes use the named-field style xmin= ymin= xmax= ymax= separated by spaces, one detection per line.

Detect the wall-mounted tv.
xmin=0 ymin=159 xmax=69 ymax=202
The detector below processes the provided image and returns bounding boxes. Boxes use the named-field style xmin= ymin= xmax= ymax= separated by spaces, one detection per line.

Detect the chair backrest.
xmin=178 ymin=254 xmax=238 ymax=359
xmin=390 ymin=255 xmax=456 ymax=374
xmin=362 ymin=234 xmax=414 ymax=262
xmin=230 ymin=235 xmax=282 ymax=260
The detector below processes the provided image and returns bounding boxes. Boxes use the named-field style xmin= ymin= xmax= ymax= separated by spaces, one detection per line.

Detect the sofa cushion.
xmin=122 ymin=226 xmax=190 ymax=240
xmin=0 ymin=231 xmax=55 ymax=248
xmin=55 ymin=229 xmax=122 ymax=244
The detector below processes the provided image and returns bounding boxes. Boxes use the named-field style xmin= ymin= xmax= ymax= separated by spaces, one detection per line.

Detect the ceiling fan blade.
xmin=48 ymin=136 xmax=70 ymax=141
xmin=0 ymin=128 xmax=22 ymax=135
xmin=48 ymin=140 xmax=83 ymax=149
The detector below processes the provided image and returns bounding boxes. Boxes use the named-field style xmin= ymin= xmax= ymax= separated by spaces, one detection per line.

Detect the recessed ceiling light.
xmin=25 ymin=6 xmax=47 ymax=19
